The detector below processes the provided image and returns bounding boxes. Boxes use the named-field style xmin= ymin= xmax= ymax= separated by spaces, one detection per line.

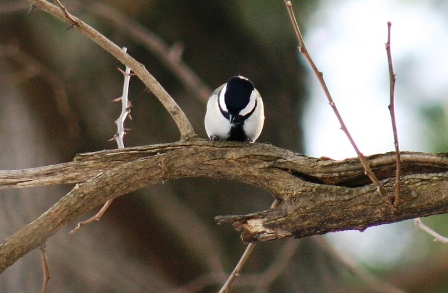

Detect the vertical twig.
xmin=114 ymin=48 xmax=133 ymax=149
xmin=385 ymin=21 xmax=401 ymax=206
xmin=70 ymin=47 xmax=131 ymax=234
xmin=40 ymin=243 xmax=50 ymax=293
xmin=283 ymin=0 xmax=387 ymax=198
xmin=218 ymin=199 xmax=282 ymax=293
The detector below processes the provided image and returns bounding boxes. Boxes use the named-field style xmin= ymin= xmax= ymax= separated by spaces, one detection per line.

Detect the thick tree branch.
xmin=1 ymin=140 xmax=448 ymax=272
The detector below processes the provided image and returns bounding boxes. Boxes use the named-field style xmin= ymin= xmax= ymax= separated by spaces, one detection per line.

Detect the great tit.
xmin=204 ymin=75 xmax=264 ymax=143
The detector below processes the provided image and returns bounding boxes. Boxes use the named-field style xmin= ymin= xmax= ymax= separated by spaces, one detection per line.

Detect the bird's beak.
xmin=229 ymin=114 xmax=234 ymax=123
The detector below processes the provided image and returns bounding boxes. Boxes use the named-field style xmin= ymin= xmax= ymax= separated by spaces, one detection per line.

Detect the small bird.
xmin=205 ymin=75 xmax=264 ymax=142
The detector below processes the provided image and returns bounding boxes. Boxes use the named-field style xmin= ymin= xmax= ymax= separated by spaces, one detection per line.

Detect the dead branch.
xmin=1 ymin=140 xmax=448 ymax=273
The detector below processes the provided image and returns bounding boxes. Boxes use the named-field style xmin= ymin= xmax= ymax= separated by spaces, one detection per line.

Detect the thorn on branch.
xmin=27 ymin=4 xmax=35 ymax=14
xmin=63 ymin=24 xmax=75 ymax=31
xmin=117 ymin=67 xmax=135 ymax=77
xmin=54 ymin=0 xmax=79 ymax=28
xmin=108 ymin=134 xmax=118 ymax=142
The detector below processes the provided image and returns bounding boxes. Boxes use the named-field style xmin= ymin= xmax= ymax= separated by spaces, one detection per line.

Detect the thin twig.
xmin=385 ymin=21 xmax=401 ymax=206
xmin=40 ymin=243 xmax=50 ymax=293
xmin=218 ymin=199 xmax=282 ymax=293
xmin=414 ymin=218 xmax=448 ymax=244
xmin=28 ymin=0 xmax=196 ymax=140
xmin=68 ymin=198 xmax=113 ymax=234
xmin=69 ymin=47 xmax=131 ymax=234
xmin=283 ymin=0 xmax=387 ymax=198
xmin=218 ymin=242 xmax=257 ymax=293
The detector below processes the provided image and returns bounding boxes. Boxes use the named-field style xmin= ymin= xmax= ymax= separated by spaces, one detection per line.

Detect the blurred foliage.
xmin=421 ymin=104 xmax=448 ymax=153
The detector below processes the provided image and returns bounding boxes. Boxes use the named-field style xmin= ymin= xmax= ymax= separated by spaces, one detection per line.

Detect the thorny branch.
xmin=26 ymin=0 xmax=196 ymax=140
xmin=284 ymin=0 xmax=388 ymax=200
xmin=70 ymin=49 xmax=132 ymax=234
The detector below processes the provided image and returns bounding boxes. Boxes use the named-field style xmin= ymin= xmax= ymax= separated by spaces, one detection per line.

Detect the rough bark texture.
xmin=1 ymin=140 xmax=448 ymax=272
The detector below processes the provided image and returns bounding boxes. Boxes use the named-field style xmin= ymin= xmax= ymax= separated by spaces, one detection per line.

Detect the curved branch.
xmin=1 ymin=140 xmax=448 ymax=272
xmin=27 ymin=0 xmax=196 ymax=140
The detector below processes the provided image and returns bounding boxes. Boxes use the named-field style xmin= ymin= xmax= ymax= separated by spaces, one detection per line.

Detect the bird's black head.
xmin=224 ymin=76 xmax=255 ymax=116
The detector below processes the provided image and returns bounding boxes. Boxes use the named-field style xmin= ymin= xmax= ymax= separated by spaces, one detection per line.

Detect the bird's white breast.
xmin=242 ymin=91 xmax=264 ymax=141
xmin=205 ymin=91 xmax=232 ymax=140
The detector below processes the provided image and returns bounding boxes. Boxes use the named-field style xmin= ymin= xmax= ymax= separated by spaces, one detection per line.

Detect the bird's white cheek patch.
xmin=218 ymin=84 xmax=228 ymax=112
xmin=239 ymin=91 xmax=257 ymax=116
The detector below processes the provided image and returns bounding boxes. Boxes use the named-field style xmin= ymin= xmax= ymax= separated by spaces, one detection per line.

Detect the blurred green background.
xmin=1 ymin=0 xmax=448 ymax=292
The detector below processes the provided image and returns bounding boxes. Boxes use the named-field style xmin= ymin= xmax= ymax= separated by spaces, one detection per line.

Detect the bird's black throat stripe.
xmin=217 ymin=93 xmax=258 ymax=141
xmin=218 ymin=94 xmax=258 ymax=124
